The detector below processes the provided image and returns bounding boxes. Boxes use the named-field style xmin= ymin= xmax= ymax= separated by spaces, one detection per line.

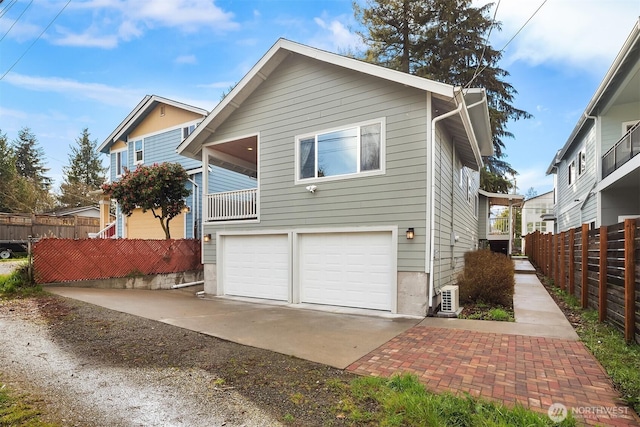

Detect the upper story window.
xmin=183 ymin=124 xmax=196 ymax=139
xmin=577 ymin=148 xmax=586 ymax=178
xmin=568 ymin=160 xmax=575 ymax=186
xmin=296 ymin=119 xmax=384 ymax=182
xmin=115 ymin=150 xmax=126 ymax=177
xmin=134 ymin=139 xmax=143 ymax=164
xmin=466 ymin=174 xmax=472 ymax=204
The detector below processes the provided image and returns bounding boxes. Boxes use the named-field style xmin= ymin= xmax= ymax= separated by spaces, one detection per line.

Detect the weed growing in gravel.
xmin=488 ymin=307 xmax=512 ymax=321
xmin=334 ymin=373 xmax=575 ymax=426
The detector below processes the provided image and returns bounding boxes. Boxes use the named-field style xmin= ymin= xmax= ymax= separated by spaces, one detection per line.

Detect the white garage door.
xmin=299 ymin=232 xmax=393 ymax=311
xmin=222 ymin=234 xmax=289 ymax=301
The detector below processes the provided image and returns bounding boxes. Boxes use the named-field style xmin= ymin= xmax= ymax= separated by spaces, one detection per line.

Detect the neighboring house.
xmin=98 ymin=95 xmax=255 ymax=239
xmin=478 ymin=190 xmax=523 ymax=255
xmin=521 ymin=191 xmax=554 ymax=236
xmin=177 ymin=39 xmax=493 ymax=317
xmin=547 ymin=19 xmax=640 ymax=232
xmin=48 ymin=205 xmax=101 ymax=219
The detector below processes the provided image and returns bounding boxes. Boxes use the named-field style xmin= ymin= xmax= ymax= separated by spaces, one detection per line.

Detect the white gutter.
xmin=428 ymin=92 xmax=466 ymax=313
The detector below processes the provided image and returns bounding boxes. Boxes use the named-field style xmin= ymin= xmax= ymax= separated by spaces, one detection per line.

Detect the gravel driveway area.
xmin=0 ymin=295 xmax=353 ymax=426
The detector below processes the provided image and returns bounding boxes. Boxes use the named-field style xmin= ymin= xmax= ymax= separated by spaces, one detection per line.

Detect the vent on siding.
xmin=440 ymin=285 xmax=459 ymax=313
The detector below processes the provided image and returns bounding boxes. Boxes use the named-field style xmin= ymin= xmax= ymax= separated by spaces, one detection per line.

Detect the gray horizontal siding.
xmin=203 ymin=54 xmax=429 ymax=269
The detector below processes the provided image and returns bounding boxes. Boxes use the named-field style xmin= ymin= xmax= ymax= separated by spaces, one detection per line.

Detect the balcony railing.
xmin=602 ymin=122 xmax=640 ymax=179
xmin=489 ymin=217 xmax=510 ymax=235
xmin=88 ymin=221 xmax=116 ymax=239
xmin=206 ymin=188 xmax=257 ymax=221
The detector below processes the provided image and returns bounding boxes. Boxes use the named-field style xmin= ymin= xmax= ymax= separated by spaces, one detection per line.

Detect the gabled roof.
xmin=547 ymin=18 xmax=640 ymax=174
xmin=99 ymin=95 xmax=208 ymax=154
xmin=177 ymin=38 xmax=493 ymax=168
xmin=48 ymin=205 xmax=100 ymax=216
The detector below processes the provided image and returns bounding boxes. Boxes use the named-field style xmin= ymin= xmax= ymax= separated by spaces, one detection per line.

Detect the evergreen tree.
xmin=12 ymin=127 xmax=52 ymax=191
xmin=0 ymin=130 xmax=18 ymax=212
xmin=59 ymin=128 xmax=106 ymax=207
xmin=355 ymin=0 xmax=532 ymax=191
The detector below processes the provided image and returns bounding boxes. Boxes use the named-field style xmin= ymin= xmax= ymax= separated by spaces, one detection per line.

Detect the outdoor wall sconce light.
xmin=182 ymin=205 xmax=191 ymax=213
xmin=406 ymin=228 xmax=415 ymax=240
xmin=203 ymin=233 xmax=212 ymax=243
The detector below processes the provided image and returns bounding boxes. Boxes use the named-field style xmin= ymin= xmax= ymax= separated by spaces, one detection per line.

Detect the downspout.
xmin=428 ymin=94 xmax=465 ymax=315
xmin=188 ymin=177 xmax=199 ymax=238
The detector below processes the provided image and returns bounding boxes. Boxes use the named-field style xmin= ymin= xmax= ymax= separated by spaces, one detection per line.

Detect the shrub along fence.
xmin=525 ymin=218 xmax=640 ymax=344
xmin=32 ymin=238 xmax=202 ymax=284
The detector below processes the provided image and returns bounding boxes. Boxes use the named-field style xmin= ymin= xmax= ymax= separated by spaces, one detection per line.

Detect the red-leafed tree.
xmin=102 ymin=163 xmax=190 ymax=239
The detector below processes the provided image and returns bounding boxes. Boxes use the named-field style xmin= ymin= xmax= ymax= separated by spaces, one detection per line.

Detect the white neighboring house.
xmin=521 ymin=191 xmax=554 ymax=251
xmin=546 ymin=19 xmax=640 ymax=232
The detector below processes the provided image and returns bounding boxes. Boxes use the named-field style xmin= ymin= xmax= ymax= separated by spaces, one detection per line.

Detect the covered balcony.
xmin=203 ymin=135 xmax=258 ymax=222
xmin=602 ymin=121 xmax=640 ymax=179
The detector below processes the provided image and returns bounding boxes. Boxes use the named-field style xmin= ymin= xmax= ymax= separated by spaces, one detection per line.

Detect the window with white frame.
xmin=568 ymin=160 xmax=575 ymax=186
xmin=133 ymin=139 xmax=143 ymax=164
xmin=622 ymin=120 xmax=640 ymax=135
xmin=297 ymin=120 xmax=384 ymax=181
xmin=577 ymin=148 xmax=586 ymax=177
xmin=457 ymin=159 xmax=463 ymax=187
xmin=115 ymin=150 xmax=126 ymax=177
xmin=466 ymin=174 xmax=472 ymax=204
xmin=183 ymin=124 xmax=196 ymax=139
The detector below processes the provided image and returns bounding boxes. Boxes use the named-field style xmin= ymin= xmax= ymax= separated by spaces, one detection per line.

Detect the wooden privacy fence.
xmin=0 ymin=213 xmax=100 ymax=240
xmin=525 ymin=218 xmax=640 ymax=344
xmin=33 ymin=238 xmax=202 ymax=284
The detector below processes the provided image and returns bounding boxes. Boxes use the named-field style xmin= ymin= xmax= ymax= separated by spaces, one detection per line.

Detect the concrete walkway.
xmin=347 ymin=259 xmax=638 ymax=426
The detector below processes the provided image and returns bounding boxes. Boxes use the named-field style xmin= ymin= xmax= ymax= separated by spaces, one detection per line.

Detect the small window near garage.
xmin=577 ymin=149 xmax=586 ymax=178
xmin=134 ymin=140 xmax=143 ymax=164
xmin=466 ymin=174 xmax=472 ymax=204
xmin=296 ymin=119 xmax=384 ymax=182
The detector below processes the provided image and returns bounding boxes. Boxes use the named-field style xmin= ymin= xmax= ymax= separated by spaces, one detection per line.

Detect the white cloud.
xmin=480 ymin=0 xmax=640 ymax=72
xmin=50 ymin=0 xmax=239 ymax=48
xmin=3 ymin=73 xmax=143 ymax=107
xmin=310 ymin=15 xmax=364 ymax=54
xmin=175 ymin=54 xmax=198 ymax=65
xmin=51 ymin=25 xmax=119 ymax=48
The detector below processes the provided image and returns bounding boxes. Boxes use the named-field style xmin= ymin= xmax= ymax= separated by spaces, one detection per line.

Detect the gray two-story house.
xmin=547 ymin=18 xmax=640 ymax=232
xmin=177 ymin=39 xmax=493 ymax=317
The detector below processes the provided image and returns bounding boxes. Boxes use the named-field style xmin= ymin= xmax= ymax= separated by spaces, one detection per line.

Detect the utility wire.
xmin=0 ymin=0 xmax=71 ymax=81
xmin=0 ymin=0 xmax=33 ymax=43
xmin=465 ymin=0 xmax=548 ymax=89
xmin=0 ymin=0 xmax=18 ymax=20
xmin=466 ymin=0 xmax=501 ymax=90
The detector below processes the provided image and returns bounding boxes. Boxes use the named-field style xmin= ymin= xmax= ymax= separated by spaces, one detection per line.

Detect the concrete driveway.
xmin=46 ymin=286 xmax=420 ymax=369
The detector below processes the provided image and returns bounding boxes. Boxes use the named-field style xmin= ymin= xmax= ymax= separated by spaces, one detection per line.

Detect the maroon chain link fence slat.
xmin=33 ymin=238 xmax=202 ymax=284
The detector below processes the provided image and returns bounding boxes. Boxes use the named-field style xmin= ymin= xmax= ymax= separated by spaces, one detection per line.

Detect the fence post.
xmin=569 ymin=228 xmax=575 ymax=295
xmin=599 ymin=226 xmax=607 ymax=322
xmin=624 ymin=219 xmax=636 ymax=343
xmin=581 ymin=224 xmax=589 ymax=309
xmin=560 ymin=232 xmax=566 ymax=291
xmin=554 ymin=233 xmax=560 ymax=286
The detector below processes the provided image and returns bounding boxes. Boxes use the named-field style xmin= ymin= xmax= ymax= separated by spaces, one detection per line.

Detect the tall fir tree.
xmin=355 ymin=0 xmax=530 ymax=192
xmin=0 ymin=130 xmax=19 ymax=212
xmin=59 ymin=128 xmax=106 ymax=207
xmin=13 ymin=127 xmax=52 ymax=191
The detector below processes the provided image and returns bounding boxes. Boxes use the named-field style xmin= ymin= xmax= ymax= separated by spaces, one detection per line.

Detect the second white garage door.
xmin=221 ymin=234 xmax=289 ymax=301
xmin=298 ymin=232 xmax=393 ymax=311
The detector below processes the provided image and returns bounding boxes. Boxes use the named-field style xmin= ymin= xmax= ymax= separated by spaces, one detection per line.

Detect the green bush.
xmin=457 ymin=250 xmax=514 ymax=307
xmin=0 ymin=265 xmax=40 ymax=295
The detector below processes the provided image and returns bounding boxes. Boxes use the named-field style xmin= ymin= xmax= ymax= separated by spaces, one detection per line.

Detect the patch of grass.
xmin=488 ymin=307 xmax=512 ymax=322
xmin=0 ymin=265 xmax=42 ymax=297
xmin=0 ymin=382 xmax=58 ymax=426
xmin=545 ymin=282 xmax=640 ymax=413
xmin=335 ymin=373 xmax=575 ymax=426
xmin=282 ymin=413 xmax=295 ymax=424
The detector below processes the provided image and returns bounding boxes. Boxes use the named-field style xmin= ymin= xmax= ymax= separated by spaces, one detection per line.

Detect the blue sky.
xmin=1 ymin=0 xmax=639 ymax=196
